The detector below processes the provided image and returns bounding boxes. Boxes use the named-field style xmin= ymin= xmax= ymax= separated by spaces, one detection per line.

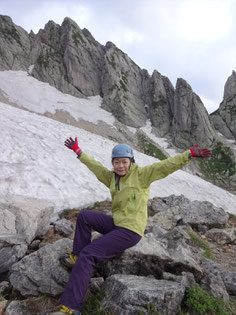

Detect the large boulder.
xmin=9 ymin=238 xmax=72 ymax=296
xmin=148 ymin=195 xmax=228 ymax=229
xmin=0 ymin=196 xmax=54 ymax=273
xmin=97 ymin=228 xmax=202 ymax=281
xmin=4 ymin=300 xmax=29 ymax=315
xmin=206 ymin=227 xmax=236 ymax=245
xmin=200 ymin=272 xmax=229 ymax=302
xmin=201 ymin=257 xmax=236 ymax=296
xmin=101 ymin=274 xmax=185 ymax=315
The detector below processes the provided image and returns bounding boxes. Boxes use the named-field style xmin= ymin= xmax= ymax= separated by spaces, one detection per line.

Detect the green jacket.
xmin=79 ymin=151 xmax=191 ymax=236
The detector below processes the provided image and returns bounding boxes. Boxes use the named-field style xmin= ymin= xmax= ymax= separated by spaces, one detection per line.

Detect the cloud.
xmin=176 ymin=0 xmax=232 ymax=42
xmin=1 ymin=1 xmax=91 ymax=33
xmin=0 ymin=0 xmax=235 ymax=114
xmin=199 ymin=95 xmax=220 ymax=114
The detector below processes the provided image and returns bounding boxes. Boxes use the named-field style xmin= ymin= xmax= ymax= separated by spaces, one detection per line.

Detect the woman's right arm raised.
xmin=64 ymin=137 xmax=112 ymax=188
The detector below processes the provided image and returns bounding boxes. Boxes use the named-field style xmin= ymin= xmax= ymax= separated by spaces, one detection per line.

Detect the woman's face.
xmin=112 ymin=157 xmax=131 ymax=176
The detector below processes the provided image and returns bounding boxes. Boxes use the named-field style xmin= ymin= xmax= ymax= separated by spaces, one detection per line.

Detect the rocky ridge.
xmin=1 ymin=14 xmax=234 ymax=148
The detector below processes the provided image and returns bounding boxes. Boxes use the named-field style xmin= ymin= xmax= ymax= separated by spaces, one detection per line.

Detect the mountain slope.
xmin=0 ymin=71 xmax=236 ymax=215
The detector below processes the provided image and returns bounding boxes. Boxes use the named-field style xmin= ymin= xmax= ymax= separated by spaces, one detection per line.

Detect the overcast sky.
xmin=1 ymin=0 xmax=235 ymax=113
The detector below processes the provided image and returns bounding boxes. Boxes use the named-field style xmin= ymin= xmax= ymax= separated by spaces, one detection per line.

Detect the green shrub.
xmin=139 ymin=302 xmax=162 ymax=314
xmin=138 ymin=134 xmax=167 ymax=160
xmin=82 ymin=291 xmax=111 ymax=315
xmin=37 ymin=49 xmax=60 ymax=68
xmin=186 ymin=285 xmax=230 ymax=315
xmin=200 ymin=142 xmax=236 ymax=178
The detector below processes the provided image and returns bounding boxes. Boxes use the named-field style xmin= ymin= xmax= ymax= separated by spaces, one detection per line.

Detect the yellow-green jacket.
xmin=79 ymin=151 xmax=191 ymax=236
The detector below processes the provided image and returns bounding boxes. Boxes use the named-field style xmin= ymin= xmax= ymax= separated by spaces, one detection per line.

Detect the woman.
xmin=57 ymin=137 xmax=211 ymax=314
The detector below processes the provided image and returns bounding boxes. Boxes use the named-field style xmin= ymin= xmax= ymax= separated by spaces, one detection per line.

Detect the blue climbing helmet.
xmin=111 ymin=144 xmax=134 ymax=159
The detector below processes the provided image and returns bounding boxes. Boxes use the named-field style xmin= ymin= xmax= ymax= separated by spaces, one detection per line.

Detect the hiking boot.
xmin=44 ymin=304 xmax=81 ymax=314
xmin=60 ymin=248 xmax=77 ymax=269
xmin=57 ymin=304 xmax=81 ymax=315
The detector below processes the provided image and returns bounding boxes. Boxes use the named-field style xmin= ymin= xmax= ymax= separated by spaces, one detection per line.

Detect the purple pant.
xmin=60 ymin=210 xmax=141 ymax=311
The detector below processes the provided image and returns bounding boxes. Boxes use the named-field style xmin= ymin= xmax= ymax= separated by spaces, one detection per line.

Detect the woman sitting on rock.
xmin=56 ymin=137 xmax=211 ymax=315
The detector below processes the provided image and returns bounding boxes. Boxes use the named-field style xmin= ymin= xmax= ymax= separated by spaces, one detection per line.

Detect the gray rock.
xmin=54 ymin=218 xmax=73 ymax=236
xmin=165 ymin=226 xmax=191 ymax=243
xmin=0 ymin=195 xmax=54 ymax=244
xmin=200 ymin=272 xmax=229 ymax=302
xmin=28 ymin=239 xmax=41 ymax=251
xmin=96 ymin=233 xmax=171 ymax=279
xmin=148 ymin=206 xmax=182 ymax=230
xmin=90 ymin=277 xmax=104 ymax=293
xmin=197 ymin=224 xmax=208 ymax=233
xmin=0 ymin=196 xmax=54 ymax=273
xmin=101 ymin=274 xmax=185 ymax=315
xmin=164 ymin=227 xmax=202 ymax=278
xmin=162 ymin=271 xmax=196 ymax=289
xmin=4 ymin=300 xmax=29 ymax=315
xmin=9 ymin=238 xmax=72 ymax=296
xmin=145 ymin=224 xmax=167 ymax=238
xmin=0 ymin=240 xmax=27 ymax=274
xmin=201 ymin=257 xmax=236 ymax=296
xmin=206 ymin=228 xmax=236 ymax=245
xmin=0 ymin=281 xmax=11 ymax=295
xmin=149 ymin=195 xmax=228 ymax=228
xmin=97 ymin=231 xmax=202 ymax=280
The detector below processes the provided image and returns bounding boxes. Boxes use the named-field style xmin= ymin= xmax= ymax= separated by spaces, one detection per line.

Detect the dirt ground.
xmin=208 ymin=214 xmax=236 ymax=273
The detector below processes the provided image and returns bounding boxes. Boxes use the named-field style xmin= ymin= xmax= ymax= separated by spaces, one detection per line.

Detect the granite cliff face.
xmin=0 ymin=16 xmax=31 ymax=70
xmin=172 ymin=78 xmax=216 ymax=148
xmin=101 ymin=41 xmax=150 ymax=127
xmin=149 ymin=71 xmax=174 ymax=136
xmin=30 ymin=18 xmax=105 ymax=98
xmin=210 ymin=71 xmax=236 ymax=140
xmin=0 ymin=14 xmax=235 ymax=150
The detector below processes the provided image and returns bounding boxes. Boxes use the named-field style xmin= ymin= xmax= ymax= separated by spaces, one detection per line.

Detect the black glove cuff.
xmin=77 ymin=151 xmax=83 ymax=159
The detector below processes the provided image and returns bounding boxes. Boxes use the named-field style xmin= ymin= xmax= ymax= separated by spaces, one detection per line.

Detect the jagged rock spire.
xmin=210 ymin=71 xmax=236 ymax=140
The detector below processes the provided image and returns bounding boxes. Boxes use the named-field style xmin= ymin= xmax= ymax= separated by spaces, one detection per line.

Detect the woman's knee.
xmin=77 ymin=209 xmax=89 ymax=222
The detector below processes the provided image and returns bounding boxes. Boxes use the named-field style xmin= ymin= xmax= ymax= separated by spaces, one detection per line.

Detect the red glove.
xmin=190 ymin=144 xmax=211 ymax=158
xmin=64 ymin=137 xmax=82 ymax=155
